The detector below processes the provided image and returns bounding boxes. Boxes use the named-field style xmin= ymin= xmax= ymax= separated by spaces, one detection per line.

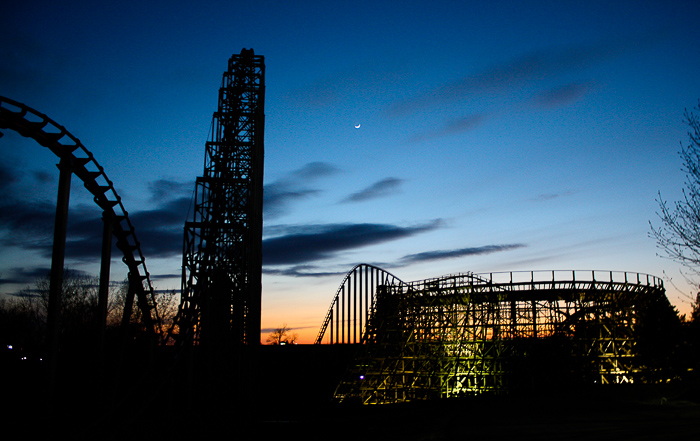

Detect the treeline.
xmin=0 ymin=269 xmax=177 ymax=357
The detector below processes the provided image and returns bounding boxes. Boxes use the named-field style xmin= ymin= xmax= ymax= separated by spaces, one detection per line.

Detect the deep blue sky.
xmin=2 ymin=1 xmax=699 ymax=342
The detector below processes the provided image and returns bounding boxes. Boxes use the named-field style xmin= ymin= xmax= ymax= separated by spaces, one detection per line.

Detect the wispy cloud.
xmin=385 ymin=31 xmax=659 ymax=117
xmin=342 ymin=177 xmax=403 ymax=203
xmin=534 ymin=83 xmax=591 ymax=108
xmin=387 ymin=46 xmax=609 ymax=116
xmin=0 ymin=163 xmax=20 ymax=190
xmin=59 ymin=182 xmax=193 ymax=261
xmin=399 ymin=244 xmax=526 ymax=265
xmin=408 ymin=114 xmax=486 ymax=143
xmin=292 ymin=162 xmax=339 ymax=180
xmin=32 ymin=170 xmax=53 ymax=184
xmin=0 ymin=199 xmax=59 ymax=248
xmin=530 ymin=190 xmax=577 ymax=202
xmin=0 ymin=266 xmax=51 ymax=289
xmin=284 ymin=61 xmax=403 ymax=108
xmin=127 ymin=196 xmax=191 ymax=258
xmin=263 ymin=220 xmax=443 ymax=266
xmin=147 ymin=179 xmax=192 ymax=202
xmin=261 ymin=324 xmax=317 ymax=333
xmin=262 ymin=241 xmax=527 ymax=278
xmin=264 ymin=162 xmax=339 ymax=219
xmin=0 ymin=176 xmax=193 ymax=263
xmin=263 ymin=265 xmax=348 ymax=278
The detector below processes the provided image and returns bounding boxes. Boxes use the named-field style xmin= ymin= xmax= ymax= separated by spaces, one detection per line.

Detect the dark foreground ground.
xmin=3 ymin=344 xmax=700 ymax=440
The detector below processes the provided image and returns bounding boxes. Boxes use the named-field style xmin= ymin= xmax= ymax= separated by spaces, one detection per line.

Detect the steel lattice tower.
xmin=178 ymin=49 xmax=265 ymax=350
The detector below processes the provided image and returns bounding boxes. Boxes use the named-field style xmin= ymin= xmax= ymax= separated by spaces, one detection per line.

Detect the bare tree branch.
xmin=651 ymin=100 xmax=700 ymax=285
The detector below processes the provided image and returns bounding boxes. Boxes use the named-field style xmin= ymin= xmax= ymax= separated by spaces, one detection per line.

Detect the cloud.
xmin=0 ymin=176 xmax=193 ymax=264
xmin=293 ymin=162 xmax=338 ymax=180
xmin=59 ymin=184 xmax=193 ymax=261
xmin=263 ymin=265 xmax=348 ymax=278
xmin=263 ymin=220 xmax=443 ymax=266
xmin=0 ymin=266 xmax=50 ymax=289
xmin=399 ymin=244 xmax=526 ymax=265
xmin=342 ymin=177 xmax=403 ymax=203
xmin=0 ymin=163 xmax=19 ymax=190
xmin=0 ymin=199 xmax=58 ymax=248
xmin=408 ymin=114 xmax=486 ymax=143
xmin=125 ymin=196 xmax=191 ymax=258
xmin=530 ymin=190 xmax=577 ymax=202
xmin=261 ymin=324 xmax=317 ymax=334
xmin=262 ymin=241 xmax=527 ymax=278
xmin=534 ymin=83 xmax=591 ymax=108
xmin=385 ymin=36 xmax=636 ymax=117
xmin=285 ymin=61 xmax=404 ymax=108
xmin=32 ymin=170 xmax=53 ymax=184
xmin=99 ymin=179 xmax=193 ymax=259
xmin=264 ymin=187 xmax=320 ymax=218
xmin=0 ymin=267 xmax=96 ymax=295
xmin=264 ymin=162 xmax=339 ymax=219
xmin=147 ymin=179 xmax=192 ymax=202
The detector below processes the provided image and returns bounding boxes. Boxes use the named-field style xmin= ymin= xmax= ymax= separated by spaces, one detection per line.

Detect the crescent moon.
xmin=354 ymin=123 xmax=361 ymax=129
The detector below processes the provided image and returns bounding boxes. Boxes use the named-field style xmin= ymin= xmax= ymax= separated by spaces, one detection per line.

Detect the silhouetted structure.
xmin=177 ymin=49 xmax=265 ymax=355
xmin=0 ymin=96 xmax=161 ymax=373
xmin=318 ymin=265 xmax=671 ymax=404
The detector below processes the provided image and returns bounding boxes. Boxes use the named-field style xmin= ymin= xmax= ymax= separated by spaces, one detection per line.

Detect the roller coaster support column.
xmin=98 ymin=213 xmax=114 ymax=357
xmin=47 ymin=157 xmax=72 ymax=391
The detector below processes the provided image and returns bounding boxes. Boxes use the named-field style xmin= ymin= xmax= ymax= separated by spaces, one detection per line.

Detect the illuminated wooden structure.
xmin=318 ymin=266 xmax=669 ymax=404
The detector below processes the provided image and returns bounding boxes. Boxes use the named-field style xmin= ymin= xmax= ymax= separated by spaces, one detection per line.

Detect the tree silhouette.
xmin=651 ymin=100 xmax=700 ymax=377
xmin=266 ymin=324 xmax=298 ymax=345
xmin=651 ymin=100 xmax=700 ymax=280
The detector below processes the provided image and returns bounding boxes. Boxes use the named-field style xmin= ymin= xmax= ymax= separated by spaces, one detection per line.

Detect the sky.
xmin=1 ymin=0 xmax=700 ymax=343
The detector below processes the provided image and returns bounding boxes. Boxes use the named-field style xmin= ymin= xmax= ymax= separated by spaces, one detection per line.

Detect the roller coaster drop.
xmin=176 ymin=49 xmax=265 ymax=351
xmin=317 ymin=265 xmax=670 ymax=405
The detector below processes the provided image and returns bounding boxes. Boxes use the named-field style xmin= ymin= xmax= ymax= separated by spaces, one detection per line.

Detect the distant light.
xmin=21 ymin=357 xmax=27 ymax=361
xmin=359 ymin=375 xmax=365 ymax=380
xmin=7 ymin=345 xmax=12 ymax=350
xmin=280 ymin=342 xmax=286 ymax=345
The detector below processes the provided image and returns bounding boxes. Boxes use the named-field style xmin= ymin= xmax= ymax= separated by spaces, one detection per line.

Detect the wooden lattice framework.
xmin=327 ymin=269 xmax=668 ymax=405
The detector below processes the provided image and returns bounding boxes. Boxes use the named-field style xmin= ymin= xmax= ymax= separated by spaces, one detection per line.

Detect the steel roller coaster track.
xmin=0 ymin=95 xmax=161 ymax=335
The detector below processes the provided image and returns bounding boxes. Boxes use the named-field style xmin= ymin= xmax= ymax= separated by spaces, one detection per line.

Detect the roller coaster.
xmin=0 ymin=50 xmax=678 ymax=412
xmin=317 ymin=264 xmax=669 ymax=404
xmin=0 ymin=95 xmax=161 ymax=336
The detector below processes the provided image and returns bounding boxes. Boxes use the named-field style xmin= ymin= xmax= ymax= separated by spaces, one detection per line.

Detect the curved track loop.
xmin=0 ymin=96 xmax=161 ymax=334
xmin=315 ymin=263 xmax=405 ymax=344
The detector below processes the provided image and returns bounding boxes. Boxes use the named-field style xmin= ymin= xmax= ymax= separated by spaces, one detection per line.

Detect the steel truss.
xmin=177 ymin=49 xmax=265 ymax=349
xmin=325 ymin=268 xmax=668 ymax=405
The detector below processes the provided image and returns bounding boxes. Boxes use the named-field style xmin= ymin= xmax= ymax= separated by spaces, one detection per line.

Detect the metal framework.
xmin=0 ymin=96 xmax=161 ymax=334
xmin=177 ymin=49 xmax=265 ymax=349
xmin=319 ymin=267 xmax=668 ymax=405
